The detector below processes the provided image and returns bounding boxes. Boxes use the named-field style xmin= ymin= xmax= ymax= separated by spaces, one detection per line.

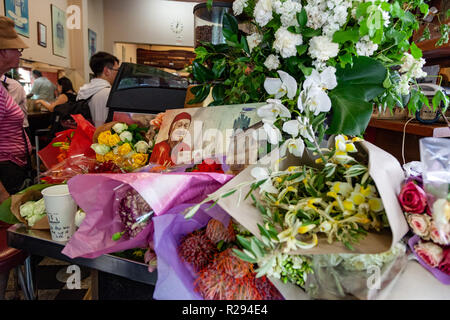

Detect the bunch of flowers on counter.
xmin=91 ymin=122 xmax=153 ymax=171
xmin=177 ymin=218 xmax=284 ymax=300
xmin=398 ymin=176 xmax=450 ymax=277
xmin=186 ymin=135 xmax=390 ymax=291
xmin=190 ymin=0 xmax=449 ymax=141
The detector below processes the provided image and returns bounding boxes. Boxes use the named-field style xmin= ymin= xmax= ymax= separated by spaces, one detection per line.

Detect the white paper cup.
xmin=41 ymin=185 xmax=77 ymax=242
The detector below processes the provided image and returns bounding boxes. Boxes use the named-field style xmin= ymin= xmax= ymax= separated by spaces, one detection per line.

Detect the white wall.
xmin=1 ymin=0 xmax=71 ymax=68
xmin=84 ymin=0 xmax=104 ymax=80
xmin=103 ymin=0 xmax=198 ymax=53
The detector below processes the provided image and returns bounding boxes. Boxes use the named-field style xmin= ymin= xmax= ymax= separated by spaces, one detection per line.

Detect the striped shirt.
xmin=0 ymin=83 xmax=31 ymax=167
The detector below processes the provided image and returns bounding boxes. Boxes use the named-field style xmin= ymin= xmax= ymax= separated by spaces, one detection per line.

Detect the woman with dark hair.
xmin=36 ymin=76 xmax=77 ymax=112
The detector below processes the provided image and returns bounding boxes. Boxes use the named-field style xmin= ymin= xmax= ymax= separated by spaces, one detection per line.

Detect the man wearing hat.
xmin=0 ymin=16 xmax=31 ymax=204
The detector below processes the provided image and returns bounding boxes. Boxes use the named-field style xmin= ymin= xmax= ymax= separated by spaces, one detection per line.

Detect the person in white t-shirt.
xmin=76 ymin=52 xmax=120 ymax=127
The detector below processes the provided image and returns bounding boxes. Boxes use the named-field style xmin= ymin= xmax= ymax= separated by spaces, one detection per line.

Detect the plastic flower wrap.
xmin=19 ymin=198 xmax=46 ymax=227
xmin=304 ymin=242 xmax=408 ymax=300
xmin=91 ymin=122 xmax=153 ymax=171
xmin=152 ymin=203 xmax=284 ymax=300
xmin=399 ymin=138 xmax=450 ymax=284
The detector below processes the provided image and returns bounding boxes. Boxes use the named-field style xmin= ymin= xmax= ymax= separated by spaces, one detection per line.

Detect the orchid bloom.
xmin=257 ymin=99 xmax=291 ymax=121
xmin=298 ymin=67 xmax=338 ymax=116
xmin=264 ymin=70 xmax=298 ymax=99
xmin=282 ymin=116 xmax=314 ymax=142
xmin=251 ymin=167 xmax=279 ymax=194
xmin=280 ymin=137 xmax=305 ymax=157
xmin=263 ymin=119 xmax=283 ymax=145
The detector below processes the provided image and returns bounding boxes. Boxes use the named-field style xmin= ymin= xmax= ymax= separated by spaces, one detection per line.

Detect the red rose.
xmin=438 ymin=248 xmax=450 ymax=276
xmin=193 ymin=160 xmax=224 ymax=173
xmin=414 ymin=241 xmax=444 ymax=268
xmin=398 ymin=181 xmax=427 ymax=214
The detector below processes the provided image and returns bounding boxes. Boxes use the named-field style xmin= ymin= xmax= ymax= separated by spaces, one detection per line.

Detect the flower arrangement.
xmin=91 ymin=122 xmax=153 ymax=171
xmin=178 ymin=218 xmax=284 ymax=300
xmin=398 ymin=176 xmax=450 ymax=276
xmin=189 ymin=0 xmax=449 ymax=142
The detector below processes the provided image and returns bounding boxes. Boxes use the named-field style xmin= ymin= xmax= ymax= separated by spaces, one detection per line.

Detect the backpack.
xmin=48 ymin=95 xmax=94 ymax=137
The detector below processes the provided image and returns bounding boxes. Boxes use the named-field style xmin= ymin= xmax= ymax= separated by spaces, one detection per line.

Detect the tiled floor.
xmin=4 ymin=257 xmax=91 ymax=300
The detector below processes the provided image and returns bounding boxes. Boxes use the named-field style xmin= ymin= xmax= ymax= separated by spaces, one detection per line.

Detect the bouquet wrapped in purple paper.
xmin=61 ymin=172 xmax=232 ymax=261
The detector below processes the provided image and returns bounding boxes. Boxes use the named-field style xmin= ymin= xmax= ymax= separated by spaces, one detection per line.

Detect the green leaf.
xmin=212 ymin=84 xmax=225 ymax=102
xmin=240 ymin=36 xmax=250 ymax=55
xmin=328 ymin=89 xmax=375 ymax=136
xmin=0 ymin=197 xmax=19 ymax=224
xmin=410 ymin=42 xmax=423 ymax=59
xmin=206 ymin=0 xmax=213 ymax=10
xmin=188 ymin=85 xmax=211 ymax=104
xmin=232 ymin=248 xmax=257 ymax=263
xmin=223 ymin=13 xmax=239 ymax=35
xmin=212 ymin=58 xmax=226 ymax=78
xmin=222 ymin=189 xmax=237 ymax=198
xmin=184 ymin=203 xmax=201 ymax=219
xmin=301 ymin=27 xmax=321 ymax=38
xmin=432 ymin=90 xmax=450 ymax=112
xmin=333 ymin=29 xmax=360 ymax=44
xmin=296 ymin=44 xmax=308 ymax=56
xmin=192 ymin=61 xmax=215 ymax=83
xmin=419 ymin=3 xmax=429 ymax=15
xmin=296 ymin=9 xmax=307 ymax=28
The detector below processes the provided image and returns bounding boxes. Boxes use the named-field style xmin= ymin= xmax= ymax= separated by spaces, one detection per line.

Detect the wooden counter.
xmin=364 ymin=118 xmax=450 ymax=165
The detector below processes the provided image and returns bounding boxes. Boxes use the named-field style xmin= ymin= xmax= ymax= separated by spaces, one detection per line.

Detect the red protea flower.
xmin=253 ymin=275 xmax=284 ymax=300
xmin=214 ymin=248 xmax=253 ymax=278
xmin=206 ymin=219 xmax=236 ymax=244
xmin=178 ymin=230 xmax=217 ymax=272
xmin=194 ymin=249 xmax=265 ymax=300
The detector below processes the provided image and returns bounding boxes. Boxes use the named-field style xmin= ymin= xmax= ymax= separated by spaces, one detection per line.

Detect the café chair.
xmin=0 ymin=221 xmax=30 ymax=300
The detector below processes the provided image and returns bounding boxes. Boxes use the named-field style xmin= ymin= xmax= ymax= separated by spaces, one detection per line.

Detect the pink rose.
xmin=414 ymin=241 xmax=444 ymax=268
xmin=430 ymin=221 xmax=450 ymax=246
xmin=407 ymin=214 xmax=431 ymax=239
xmin=398 ymin=181 xmax=427 ymax=214
xmin=438 ymin=248 xmax=450 ymax=276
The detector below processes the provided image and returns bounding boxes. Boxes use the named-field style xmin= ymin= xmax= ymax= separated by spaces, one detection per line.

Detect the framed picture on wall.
xmin=37 ymin=22 xmax=47 ymax=47
xmin=88 ymin=29 xmax=97 ymax=58
xmin=4 ymin=0 xmax=29 ymax=37
xmin=51 ymin=4 xmax=68 ymax=58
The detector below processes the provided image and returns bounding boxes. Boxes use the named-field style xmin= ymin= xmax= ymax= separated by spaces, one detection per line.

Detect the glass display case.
xmin=193 ymin=2 xmax=232 ymax=48
xmin=105 ymin=62 xmax=189 ymax=120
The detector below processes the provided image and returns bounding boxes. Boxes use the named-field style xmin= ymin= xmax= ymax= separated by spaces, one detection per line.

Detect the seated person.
xmin=35 ymin=77 xmax=77 ymax=112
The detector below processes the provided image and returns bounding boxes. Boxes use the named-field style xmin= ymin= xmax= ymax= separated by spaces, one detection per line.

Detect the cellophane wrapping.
xmin=304 ymin=242 xmax=408 ymax=300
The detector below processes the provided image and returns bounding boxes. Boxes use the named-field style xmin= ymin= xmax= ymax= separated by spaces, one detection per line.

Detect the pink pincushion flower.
xmin=398 ymin=181 xmax=427 ymax=214
xmin=414 ymin=241 xmax=444 ymax=268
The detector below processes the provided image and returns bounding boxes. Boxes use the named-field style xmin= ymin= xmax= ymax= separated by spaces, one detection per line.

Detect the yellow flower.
xmin=315 ymin=158 xmax=323 ymax=164
xmin=343 ymin=200 xmax=355 ymax=211
xmin=368 ymin=198 xmax=384 ymax=212
xmin=287 ymin=166 xmax=298 ymax=172
xmin=355 ymin=213 xmax=371 ymax=224
xmin=108 ymin=134 xmax=121 ymax=147
xmin=118 ymin=143 xmax=132 ymax=156
xmin=96 ymin=154 xmax=105 ymax=163
xmin=132 ymin=153 xmax=149 ymax=168
xmin=360 ymin=185 xmax=374 ymax=197
xmin=350 ymin=192 xmax=366 ymax=206
xmin=275 ymin=177 xmax=283 ymax=183
xmin=298 ymin=224 xmax=316 ymax=234
xmin=98 ymin=131 xmax=112 ymax=145
xmin=104 ymin=152 xmax=115 ymax=162
xmin=352 ymin=137 xmax=363 ymax=143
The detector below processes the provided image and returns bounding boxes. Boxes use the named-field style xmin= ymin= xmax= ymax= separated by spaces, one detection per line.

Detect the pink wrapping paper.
xmin=62 ymin=172 xmax=233 ymax=259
